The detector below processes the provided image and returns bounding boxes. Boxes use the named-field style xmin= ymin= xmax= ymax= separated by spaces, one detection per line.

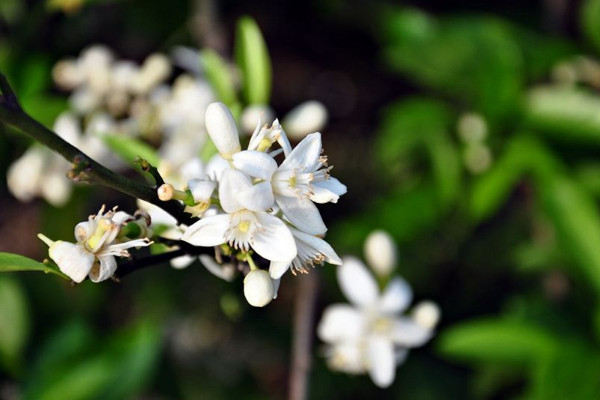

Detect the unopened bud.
xmin=413 ymin=301 xmax=440 ymax=330
xmin=283 ymin=100 xmax=328 ymax=140
xmin=205 ymin=102 xmax=241 ymax=159
xmin=243 ymin=270 xmax=274 ymax=307
xmin=364 ymin=230 xmax=397 ymax=277
xmin=157 ymin=183 xmax=175 ymax=201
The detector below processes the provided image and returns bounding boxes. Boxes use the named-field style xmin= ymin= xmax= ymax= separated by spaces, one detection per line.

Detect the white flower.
xmin=182 ymin=169 xmax=297 ymax=264
xmin=270 ymin=132 xmax=346 ymax=234
xmin=38 ymin=206 xmax=151 ymax=283
xmin=317 ymin=256 xmax=438 ymax=388
xmin=364 ymin=230 xmax=397 ymax=278
xmin=7 ymin=112 xmax=117 ymax=206
xmin=282 ymin=100 xmax=328 ymax=140
xmin=269 ymin=227 xmax=342 ymax=279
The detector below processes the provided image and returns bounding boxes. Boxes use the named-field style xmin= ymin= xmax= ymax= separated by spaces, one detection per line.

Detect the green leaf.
xmin=438 ymin=318 xmax=557 ymax=365
xmin=235 ymin=16 xmax=272 ymax=104
xmin=102 ymin=135 xmax=160 ymax=166
xmin=524 ymin=86 xmax=600 ymax=146
xmin=581 ymin=0 xmax=600 ymax=55
xmin=202 ymin=49 xmax=238 ymax=107
xmin=527 ymin=343 xmax=600 ymax=400
xmin=375 ymin=98 xmax=461 ymax=207
xmin=98 ymin=321 xmax=162 ymax=400
xmin=470 ymin=135 xmax=561 ymax=221
xmin=0 ymin=276 xmax=30 ymax=374
xmin=539 ymin=174 xmax=600 ymax=294
xmin=24 ymin=320 xmax=161 ymax=400
xmin=0 ymin=252 xmax=68 ymax=279
xmin=380 ymin=10 xmax=523 ymax=121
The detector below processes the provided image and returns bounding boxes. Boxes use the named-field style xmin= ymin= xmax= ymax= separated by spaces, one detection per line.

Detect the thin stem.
xmin=115 ymin=242 xmax=213 ymax=279
xmin=288 ymin=272 xmax=319 ymax=400
xmin=0 ymin=73 xmax=195 ymax=226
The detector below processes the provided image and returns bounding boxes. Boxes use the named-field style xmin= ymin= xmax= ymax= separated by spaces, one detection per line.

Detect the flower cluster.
xmin=157 ymin=102 xmax=346 ymax=306
xmin=8 ymin=45 xmax=215 ymax=206
xmin=38 ymin=206 xmax=152 ymax=283
xmin=317 ymin=231 xmax=440 ymax=388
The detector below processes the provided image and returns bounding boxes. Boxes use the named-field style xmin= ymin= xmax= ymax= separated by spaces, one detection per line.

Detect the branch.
xmin=288 ymin=272 xmax=319 ymax=400
xmin=0 ymin=73 xmax=195 ymax=226
xmin=114 ymin=241 xmax=213 ymax=279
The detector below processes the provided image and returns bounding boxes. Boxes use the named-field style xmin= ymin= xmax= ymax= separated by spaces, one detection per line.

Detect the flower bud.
xmin=157 ymin=183 xmax=175 ymax=201
xmin=364 ymin=230 xmax=397 ymax=277
xmin=413 ymin=301 xmax=440 ymax=330
xmin=243 ymin=270 xmax=274 ymax=307
xmin=282 ymin=100 xmax=328 ymax=140
xmin=240 ymin=105 xmax=275 ymax=135
xmin=205 ymin=102 xmax=241 ymax=159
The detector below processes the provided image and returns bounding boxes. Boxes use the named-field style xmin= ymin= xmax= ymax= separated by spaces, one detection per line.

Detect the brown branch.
xmin=288 ymin=272 xmax=319 ymax=400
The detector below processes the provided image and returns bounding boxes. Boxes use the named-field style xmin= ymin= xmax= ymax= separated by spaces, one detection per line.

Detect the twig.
xmin=115 ymin=242 xmax=213 ymax=279
xmin=288 ymin=272 xmax=319 ymax=400
xmin=0 ymin=73 xmax=195 ymax=226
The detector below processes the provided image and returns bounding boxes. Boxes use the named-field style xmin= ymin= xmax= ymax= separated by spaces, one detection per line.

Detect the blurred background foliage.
xmin=2 ymin=0 xmax=600 ymax=399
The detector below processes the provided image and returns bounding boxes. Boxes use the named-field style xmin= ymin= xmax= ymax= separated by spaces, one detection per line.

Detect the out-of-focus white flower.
xmin=364 ymin=230 xmax=397 ymax=278
xmin=7 ymin=112 xmax=117 ymax=206
xmin=317 ymin=256 xmax=439 ymax=388
xmin=457 ymin=113 xmax=487 ymax=144
xmin=38 ymin=205 xmax=151 ymax=283
xmin=131 ymin=53 xmax=172 ymax=95
xmin=282 ymin=100 xmax=328 ymax=140
xmin=240 ymin=104 xmax=275 ymax=135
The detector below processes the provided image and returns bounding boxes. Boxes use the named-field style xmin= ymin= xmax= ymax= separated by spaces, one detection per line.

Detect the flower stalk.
xmin=0 ymin=73 xmax=195 ymax=226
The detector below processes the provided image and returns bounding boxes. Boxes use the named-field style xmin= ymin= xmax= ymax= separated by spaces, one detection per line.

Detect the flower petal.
xmin=317 ymin=304 xmax=366 ymax=343
xmin=237 ymin=181 xmax=275 ymax=212
xmin=379 ymin=277 xmax=413 ymax=314
xmin=199 ymin=254 xmax=235 ymax=281
xmin=269 ymin=260 xmax=290 ymax=280
xmin=291 ymin=227 xmax=342 ymax=265
xmin=49 ymin=241 xmax=95 ymax=283
xmin=280 ymin=132 xmax=322 ymax=171
xmin=310 ymin=178 xmax=347 ymax=204
xmin=188 ymin=179 xmax=216 ymax=203
xmin=252 ymin=213 xmax=296 ymax=262
xmin=89 ymin=255 xmax=117 ymax=282
xmin=391 ymin=317 xmax=432 ymax=347
xmin=232 ymin=150 xmax=277 ymax=180
xmin=182 ymin=214 xmax=229 ymax=246
xmin=276 ymin=195 xmax=326 ymax=235
xmin=367 ymin=335 xmax=396 ymax=388
xmin=219 ymin=169 xmax=251 ymax=213
xmin=337 ymin=256 xmax=379 ymax=307
xmin=170 ymin=254 xmax=197 ymax=269
xmin=272 ymin=277 xmax=281 ymax=298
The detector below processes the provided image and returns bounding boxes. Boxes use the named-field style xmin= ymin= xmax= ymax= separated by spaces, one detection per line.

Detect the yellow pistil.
xmin=238 ymin=220 xmax=251 ymax=233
